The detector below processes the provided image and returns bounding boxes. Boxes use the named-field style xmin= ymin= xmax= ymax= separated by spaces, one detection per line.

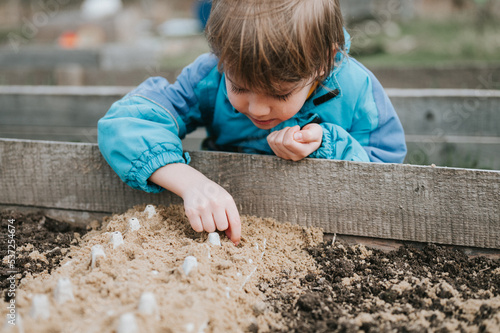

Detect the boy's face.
xmin=225 ymin=75 xmax=314 ymax=130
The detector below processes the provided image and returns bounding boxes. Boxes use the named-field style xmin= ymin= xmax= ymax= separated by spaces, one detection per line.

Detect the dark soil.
xmin=0 ymin=210 xmax=88 ymax=302
xmin=266 ymin=241 xmax=500 ymax=333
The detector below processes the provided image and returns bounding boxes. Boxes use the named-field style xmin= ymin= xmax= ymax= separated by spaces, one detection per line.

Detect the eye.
xmin=230 ymin=84 xmax=247 ymax=94
xmin=273 ymin=92 xmax=293 ymax=102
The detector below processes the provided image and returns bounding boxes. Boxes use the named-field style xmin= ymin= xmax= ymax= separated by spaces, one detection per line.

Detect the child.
xmin=98 ymin=0 xmax=407 ymax=246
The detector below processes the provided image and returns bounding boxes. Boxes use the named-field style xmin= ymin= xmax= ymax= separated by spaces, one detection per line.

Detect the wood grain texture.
xmin=1 ymin=139 xmax=499 ymax=248
xmin=2 ymin=87 xmax=499 ymax=136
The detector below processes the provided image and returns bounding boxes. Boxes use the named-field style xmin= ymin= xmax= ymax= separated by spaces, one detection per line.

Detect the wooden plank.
xmin=326 ymin=235 xmax=500 ymax=260
xmin=0 ymin=204 xmax=106 ymax=226
xmin=0 ymin=86 xmax=129 ymax=127
xmin=0 ymin=47 xmax=100 ymax=69
xmin=1 ymin=138 xmax=499 ymax=249
xmin=2 ymin=87 xmax=499 ymax=136
xmin=405 ymin=139 xmax=500 ymax=170
xmin=387 ymin=89 xmax=500 ymax=137
xmin=373 ymin=66 xmax=500 ymax=90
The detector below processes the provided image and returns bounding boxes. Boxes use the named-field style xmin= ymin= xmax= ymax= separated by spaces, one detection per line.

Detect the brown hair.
xmin=205 ymin=0 xmax=345 ymax=95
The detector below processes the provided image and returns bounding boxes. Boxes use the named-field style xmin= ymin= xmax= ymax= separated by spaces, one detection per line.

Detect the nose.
xmin=247 ymin=94 xmax=271 ymax=118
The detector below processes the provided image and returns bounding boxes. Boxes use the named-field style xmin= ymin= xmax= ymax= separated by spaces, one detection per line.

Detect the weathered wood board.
xmin=1 ymin=138 xmax=498 ymax=249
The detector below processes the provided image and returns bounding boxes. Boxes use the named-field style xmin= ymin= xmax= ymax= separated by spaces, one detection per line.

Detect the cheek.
xmin=282 ymin=94 xmax=308 ymax=117
xmin=227 ymin=93 xmax=245 ymax=111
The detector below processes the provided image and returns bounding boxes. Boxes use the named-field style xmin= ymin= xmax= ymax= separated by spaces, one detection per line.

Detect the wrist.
xmin=149 ymin=163 xmax=206 ymax=198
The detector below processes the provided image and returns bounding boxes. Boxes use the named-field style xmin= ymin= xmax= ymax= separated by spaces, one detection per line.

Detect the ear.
xmin=331 ymin=43 xmax=338 ymax=58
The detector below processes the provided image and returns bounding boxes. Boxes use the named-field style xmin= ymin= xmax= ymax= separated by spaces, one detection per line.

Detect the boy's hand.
xmin=149 ymin=164 xmax=241 ymax=245
xmin=182 ymin=178 xmax=241 ymax=245
xmin=267 ymin=124 xmax=323 ymax=161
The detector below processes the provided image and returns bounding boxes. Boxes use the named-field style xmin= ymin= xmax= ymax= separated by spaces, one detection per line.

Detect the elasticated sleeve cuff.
xmin=309 ymin=123 xmax=370 ymax=162
xmin=125 ymin=143 xmax=191 ymax=193
xmin=309 ymin=126 xmax=335 ymax=159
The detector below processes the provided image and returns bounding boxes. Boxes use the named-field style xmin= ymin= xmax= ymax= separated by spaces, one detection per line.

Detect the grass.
xmin=350 ymin=17 xmax=500 ymax=68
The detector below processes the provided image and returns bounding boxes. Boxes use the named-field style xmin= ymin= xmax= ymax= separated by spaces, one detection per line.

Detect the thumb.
xmin=293 ymin=129 xmax=314 ymax=143
xmin=294 ymin=124 xmax=322 ymax=143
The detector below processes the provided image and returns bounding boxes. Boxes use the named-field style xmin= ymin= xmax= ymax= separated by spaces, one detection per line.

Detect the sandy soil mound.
xmin=2 ymin=204 xmax=322 ymax=333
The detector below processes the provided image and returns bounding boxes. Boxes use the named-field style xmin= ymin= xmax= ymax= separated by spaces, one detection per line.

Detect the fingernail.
xmin=294 ymin=132 xmax=303 ymax=141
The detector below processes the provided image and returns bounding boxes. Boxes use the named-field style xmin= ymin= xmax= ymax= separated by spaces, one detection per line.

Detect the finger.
xmin=268 ymin=128 xmax=290 ymax=158
xmin=267 ymin=132 xmax=285 ymax=158
xmin=200 ymin=211 xmax=216 ymax=233
xmin=283 ymin=126 xmax=301 ymax=148
xmin=280 ymin=127 xmax=305 ymax=160
xmin=225 ymin=224 xmax=232 ymax=242
xmin=293 ymin=131 xmax=305 ymax=142
xmin=185 ymin=209 xmax=203 ymax=233
xmin=213 ymin=207 xmax=229 ymax=231
xmin=294 ymin=124 xmax=322 ymax=143
xmin=226 ymin=204 xmax=241 ymax=245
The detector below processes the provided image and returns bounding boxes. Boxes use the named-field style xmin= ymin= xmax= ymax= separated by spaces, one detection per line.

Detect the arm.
xmin=149 ymin=164 xmax=241 ymax=245
xmin=98 ymin=54 xmax=241 ymax=243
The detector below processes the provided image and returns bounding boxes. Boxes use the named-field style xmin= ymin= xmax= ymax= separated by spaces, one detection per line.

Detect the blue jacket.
xmin=98 ymin=35 xmax=406 ymax=193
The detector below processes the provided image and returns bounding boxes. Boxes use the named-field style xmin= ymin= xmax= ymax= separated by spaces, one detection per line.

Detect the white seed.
xmin=225 ymin=287 xmax=231 ymax=299
xmin=151 ymin=270 xmax=159 ymax=275
xmin=109 ymin=231 xmax=124 ymax=249
xmin=207 ymin=232 xmax=221 ymax=246
xmin=91 ymin=245 xmax=106 ymax=269
xmin=29 ymin=294 xmax=50 ymax=319
xmin=185 ymin=323 xmax=195 ymax=332
xmin=128 ymin=218 xmax=141 ymax=232
xmin=248 ymin=259 xmax=253 ymax=264
xmin=53 ymin=278 xmax=74 ymax=304
xmin=138 ymin=292 xmax=159 ymax=319
xmin=182 ymin=256 xmax=198 ymax=276
xmin=117 ymin=313 xmax=138 ymax=333
xmin=144 ymin=205 xmax=156 ymax=218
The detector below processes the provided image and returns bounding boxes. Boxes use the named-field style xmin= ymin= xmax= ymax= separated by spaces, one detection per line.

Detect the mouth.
xmin=251 ymin=118 xmax=275 ymax=126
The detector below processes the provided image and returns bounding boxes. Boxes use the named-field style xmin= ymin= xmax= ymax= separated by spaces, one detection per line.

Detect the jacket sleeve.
xmin=361 ymin=87 xmax=407 ymax=163
xmin=309 ymin=123 xmax=370 ymax=162
xmin=349 ymin=58 xmax=407 ymax=163
xmin=97 ymin=54 xmax=218 ymax=193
